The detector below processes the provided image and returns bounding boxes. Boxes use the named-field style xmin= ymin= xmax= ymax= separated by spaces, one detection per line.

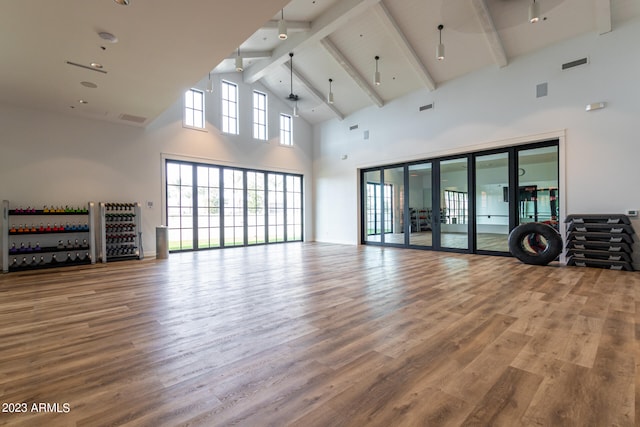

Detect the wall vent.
xmin=119 ymin=113 xmax=147 ymax=123
xmin=561 ymin=57 xmax=588 ymax=70
xmin=419 ymin=103 xmax=434 ymax=112
xmin=349 ymin=124 xmax=359 ymax=131
xmin=536 ymin=82 xmax=548 ymax=98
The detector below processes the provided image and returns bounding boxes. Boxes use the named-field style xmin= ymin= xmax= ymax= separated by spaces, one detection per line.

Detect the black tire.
xmin=508 ymin=222 xmax=563 ymax=265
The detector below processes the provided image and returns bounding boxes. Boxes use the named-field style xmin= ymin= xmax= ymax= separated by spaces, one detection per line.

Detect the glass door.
xmin=196 ymin=165 xmax=221 ymax=248
xmin=223 ymin=169 xmax=245 ymax=246
xmin=475 ymin=152 xmax=509 ymax=252
xmin=285 ymin=175 xmax=303 ymax=241
xmin=440 ymin=158 xmax=469 ymax=250
xmin=167 ymin=160 xmax=303 ymax=252
xmin=517 ymin=145 xmax=559 ymax=230
xmin=267 ymin=173 xmax=285 ymax=243
xmin=360 ymin=141 xmax=559 ymax=255
xmin=364 ymin=170 xmax=383 ymax=243
xmin=167 ymin=162 xmax=194 ymax=251
xmin=246 ymin=171 xmax=265 ymax=245
xmin=382 ymin=166 xmax=406 ymax=245
xmin=408 ymin=162 xmax=433 ymax=247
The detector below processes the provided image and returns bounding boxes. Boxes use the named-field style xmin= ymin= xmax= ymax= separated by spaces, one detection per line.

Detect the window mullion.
xmin=243 ymin=170 xmax=249 ymax=246
xmin=283 ymin=174 xmax=288 ymax=242
xmin=192 ymin=164 xmax=199 ymax=249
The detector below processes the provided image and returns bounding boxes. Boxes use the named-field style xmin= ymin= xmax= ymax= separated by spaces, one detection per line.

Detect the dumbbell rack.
xmin=565 ymin=214 xmax=635 ymax=271
xmin=1 ymin=200 xmax=96 ymax=273
xmin=98 ymin=202 xmax=143 ymax=263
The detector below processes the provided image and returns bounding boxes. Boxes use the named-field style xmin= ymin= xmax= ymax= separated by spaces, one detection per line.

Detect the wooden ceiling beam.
xmin=372 ymin=1 xmax=436 ymax=91
xmin=283 ymin=63 xmax=345 ymax=121
xmin=471 ymin=0 xmax=508 ymax=68
xmin=595 ymin=0 xmax=612 ymax=35
xmin=320 ymin=38 xmax=384 ymax=108
xmin=243 ymin=0 xmax=382 ymax=84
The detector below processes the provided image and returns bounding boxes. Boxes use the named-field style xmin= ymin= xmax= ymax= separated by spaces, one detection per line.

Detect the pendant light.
xmin=293 ymin=101 xmax=300 ymax=117
xmin=235 ymin=48 xmax=243 ymax=72
xmin=374 ymin=56 xmax=380 ymax=86
xmin=278 ymin=9 xmax=288 ymax=40
xmin=436 ymin=25 xmax=445 ymax=61
xmin=327 ymin=78 xmax=334 ymax=104
xmin=206 ymin=72 xmax=213 ymax=93
xmin=529 ymin=0 xmax=540 ymax=23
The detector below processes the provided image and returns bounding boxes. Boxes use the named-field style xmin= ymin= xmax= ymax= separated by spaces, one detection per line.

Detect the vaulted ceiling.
xmin=1 ymin=0 xmax=637 ymax=127
xmin=0 ymin=0 xmax=289 ymax=126
xmin=221 ymin=0 xmax=638 ymax=124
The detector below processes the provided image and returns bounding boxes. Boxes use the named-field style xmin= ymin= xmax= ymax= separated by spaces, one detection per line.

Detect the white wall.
xmin=313 ymin=18 xmax=640 ymax=247
xmin=0 ymin=73 xmax=314 ymax=258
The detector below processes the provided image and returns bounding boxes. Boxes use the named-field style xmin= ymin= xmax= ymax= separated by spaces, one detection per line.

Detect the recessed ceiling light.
xmin=114 ymin=0 xmax=130 ymax=5
xmin=90 ymin=62 xmax=103 ymax=69
xmin=98 ymin=32 xmax=118 ymax=43
xmin=81 ymin=81 xmax=98 ymax=89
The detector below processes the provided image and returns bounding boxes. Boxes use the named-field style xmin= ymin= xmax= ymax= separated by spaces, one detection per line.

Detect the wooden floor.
xmin=0 ymin=242 xmax=637 ymax=426
xmin=381 ymin=232 xmax=509 ymax=252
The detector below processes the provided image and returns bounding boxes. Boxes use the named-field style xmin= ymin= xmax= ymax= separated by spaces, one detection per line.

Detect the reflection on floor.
xmin=367 ymin=232 xmax=509 ymax=252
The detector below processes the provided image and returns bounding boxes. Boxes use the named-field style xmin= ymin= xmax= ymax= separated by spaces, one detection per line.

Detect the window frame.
xmin=221 ymin=80 xmax=239 ymax=135
xmin=165 ymin=159 xmax=303 ymax=252
xmin=253 ymin=90 xmax=268 ymax=141
xmin=279 ymin=113 xmax=293 ymax=146
xmin=183 ymin=88 xmax=205 ymax=130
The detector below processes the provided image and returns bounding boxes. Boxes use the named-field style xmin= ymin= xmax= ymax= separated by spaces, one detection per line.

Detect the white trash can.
xmin=156 ymin=226 xmax=169 ymax=259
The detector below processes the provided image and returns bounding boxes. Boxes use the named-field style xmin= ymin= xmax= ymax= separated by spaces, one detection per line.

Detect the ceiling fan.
xmin=287 ymin=52 xmax=299 ymax=102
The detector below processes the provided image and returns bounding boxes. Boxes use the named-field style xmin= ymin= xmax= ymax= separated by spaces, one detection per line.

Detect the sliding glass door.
xmin=475 ymin=152 xmax=509 ymax=252
xmin=383 ymin=166 xmax=405 ymax=245
xmin=286 ymin=175 xmax=303 ymax=241
xmin=408 ymin=162 xmax=433 ymax=247
xmin=361 ymin=140 xmax=559 ymax=256
xmin=363 ymin=168 xmax=406 ymax=245
xmin=517 ymin=145 xmax=560 ymax=230
xmin=223 ymin=168 xmax=245 ymax=247
xmin=440 ymin=158 xmax=469 ymax=250
xmin=167 ymin=162 xmax=194 ymax=251
xmin=364 ymin=170 xmax=384 ymax=243
xmin=247 ymin=171 xmax=266 ymax=245
xmin=166 ymin=160 xmax=303 ymax=252
xmin=196 ymin=165 xmax=221 ymax=249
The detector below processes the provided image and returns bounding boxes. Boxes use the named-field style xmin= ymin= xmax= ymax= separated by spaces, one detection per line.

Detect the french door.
xmin=362 ymin=140 xmax=559 ymax=255
xmin=363 ymin=167 xmax=404 ymax=245
xmin=166 ymin=160 xmax=303 ymax=252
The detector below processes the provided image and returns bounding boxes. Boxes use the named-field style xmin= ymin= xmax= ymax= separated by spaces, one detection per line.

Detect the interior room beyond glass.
xmin=361 ymin=141 xmax=559 ymax=255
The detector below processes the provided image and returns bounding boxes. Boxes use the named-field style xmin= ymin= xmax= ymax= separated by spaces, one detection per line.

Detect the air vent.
xmin=119 ymin=114 xmax=147 ymax=124
xmin=66 ymin=61 xmax=108 ymax=74
xmin=349 ymin=124 xmax=359 ymax=131
xmin=419 ymin=103 xmax=434 ymax=112
xmin=536 ymin=82 xmax=548 ymax=98
xmin=562 ymin=57 xmax=588 ymax=70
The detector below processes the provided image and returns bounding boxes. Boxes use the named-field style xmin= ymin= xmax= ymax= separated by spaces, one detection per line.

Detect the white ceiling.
xmin=0 ymin=0 xmax=289 ymax=126
xmin=1 ymin=0 xmax=638 ymax=127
